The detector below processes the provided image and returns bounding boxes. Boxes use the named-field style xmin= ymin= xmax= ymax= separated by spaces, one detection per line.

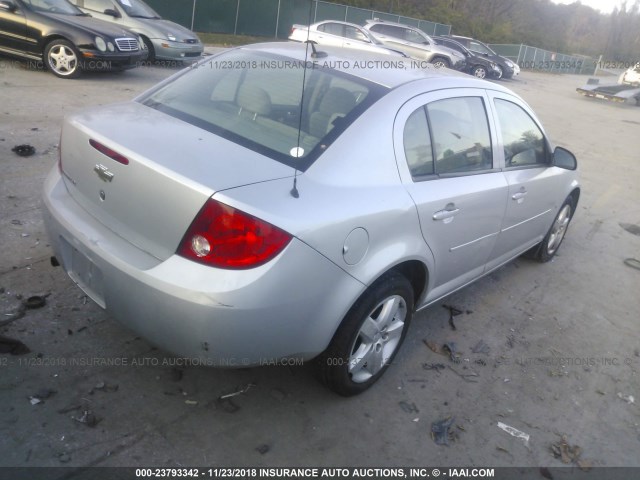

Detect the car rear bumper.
xmin=42 ymin=167 xmax=364 ymax=366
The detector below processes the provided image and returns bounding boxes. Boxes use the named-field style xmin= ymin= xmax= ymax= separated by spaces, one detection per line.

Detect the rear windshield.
xmin=139 ymin=49 xmax=386 ymax=170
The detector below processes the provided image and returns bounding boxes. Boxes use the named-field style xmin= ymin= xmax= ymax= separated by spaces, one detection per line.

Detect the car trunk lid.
xmin=60 ymin=102 xmax=293 ymax=261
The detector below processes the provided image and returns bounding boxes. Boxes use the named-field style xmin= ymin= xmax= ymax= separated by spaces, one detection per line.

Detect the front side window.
xmin=427 ymin=97 xmax=492 ymax=174
xmin=140 ymin=50 xmax=385 ymax=170
xmin=345 ymin=26 xmax=369 ymax=42
xmin=469 ymin=41 xmax=493 ymax=55
xmin=494 ymin=99 xmax=547 ymax=167
xmin=405 ymin=28 xmax=427 ymax=44
xmin=115 ymin=0 xmax=159 ymax=18
xmin=24 ymin=0 xmax=82 ymax=14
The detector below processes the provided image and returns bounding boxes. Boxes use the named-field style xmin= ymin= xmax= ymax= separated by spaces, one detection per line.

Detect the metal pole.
xmin=344 ymin=6 xmax=348 ymax=22
xmin=314 ymin=0 xmax=318 ymax=23
xmin=190 ymin=0 xmax=196 ymax=32
xmin=517 ymin=44 xmax=523 ymax=66
xmin=275 ymin=0 xmax=281 ymax=38
xmin=234 ymin=0 xmax=240 ymax=35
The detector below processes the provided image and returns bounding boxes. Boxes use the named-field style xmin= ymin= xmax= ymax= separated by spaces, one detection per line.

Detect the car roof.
xmin=313 ymin=20 xmax=366 ymax=29
xmin=237 ymin=42 xmax=514 ymax=92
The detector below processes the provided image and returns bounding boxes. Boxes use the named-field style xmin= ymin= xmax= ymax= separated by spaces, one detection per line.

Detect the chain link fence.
xmin=490 ymin=44 xmax=597 ymax=75
xmin=144 ymin=0 xmax=451 ymax=39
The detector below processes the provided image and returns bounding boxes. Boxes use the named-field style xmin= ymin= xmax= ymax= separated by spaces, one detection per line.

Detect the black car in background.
xmin=444 ymin=34 xmax=520 ymax=79
xmin=433 ymin=36 xmax=501 ymax=79
xmin=0 ymin=0 xmax=147 ymax=78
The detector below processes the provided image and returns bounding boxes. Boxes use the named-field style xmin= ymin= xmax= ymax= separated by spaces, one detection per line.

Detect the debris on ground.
xmin=497 ymin=422 xmax=530 ymax=446
xmin=550 ymin=435 xmax=592 ymax=471
xmin=91 ymin=381 xmax=119 ymax=394
xmin=24 ymin=295 xmax=46 ymax=309
xmin=256 ymin=444 xmax=270 ymax=455
xmin=422 ymin=362 xmax=446 ymax=372
xmin=443 ymin=342 xmax=460 ymax=363
xmin=219 ymin=383 xmax=255 ymax=400
xmin=399 ymin=401 xmax=419 ymax=414
xmin=11 ymin=144 xmax=36 ymax=157
xmin=72 ymin=410 xmax=101 ymax=427
xmin=617 ymin=392 xmax=635 ymax=404
xmin=0 ymin=335 xmax=30 ymax=355
xmin=185 ymin=400 xmax=198 ymax=406
xmin=619 ymin=223 xmax=640 ymax=236
xmin=431 ymin=416 xmax=456 ymax=445
xmin=216 ymin=397 xmax=240 ymax=414
xmin=442 ymin=304 xmax=463 ymax=330
xmin=471 ymin=339 xmax=490 ymax=355
xmin=474 ymin=358 xmax=487 ymax=366
xmin=58 ymin=453 xmax=71 ymax=464
xmin=446 ymin=365 xmax=479 ymax=383
xmin=29 ymin=398 xmax=42 ymax=406
xmin=57 ymin=403 xmax=82 ymax=414
xmin=423 ymin=339 xmax=444 ymax=355
xmin=31 ymin=388 xmax=56 ymax=401
xmin=623 ymin=258 xmax=640 ymax=271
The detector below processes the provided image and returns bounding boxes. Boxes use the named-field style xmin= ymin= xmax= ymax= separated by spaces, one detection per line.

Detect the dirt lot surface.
xmin=1 ymin=54 xmax=639 ymax=472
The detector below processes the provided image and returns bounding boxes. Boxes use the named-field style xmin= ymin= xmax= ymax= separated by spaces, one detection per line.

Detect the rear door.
xmin=393 ymin=88 xmax=508 ymax=304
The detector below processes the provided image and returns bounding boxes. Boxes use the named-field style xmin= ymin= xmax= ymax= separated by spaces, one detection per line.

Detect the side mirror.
xmin=553 ymin=146 xmax=577 ymax=170
xmin=0 ymin=0 xmax=17 ymax=12
xmin=104 ymin=8 xmax=121 ymax=18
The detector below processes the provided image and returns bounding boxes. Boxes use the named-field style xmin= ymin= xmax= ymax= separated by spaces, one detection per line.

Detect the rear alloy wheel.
xmin=317 ymin=272 xmax=414 ymax=396
xmin=431 ymin=57 xmax=450 ymax=69
xmin=473 ymin=65 xmax=488 ymax=78
xmin=45 ymin=39 xmax=81 ymax=79
xmin=527 ymin=197 xmax=574 ymax=262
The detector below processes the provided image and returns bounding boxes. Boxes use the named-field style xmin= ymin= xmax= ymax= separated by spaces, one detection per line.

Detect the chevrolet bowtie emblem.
xmin=94 ymin=164 xmax=114 ymax=182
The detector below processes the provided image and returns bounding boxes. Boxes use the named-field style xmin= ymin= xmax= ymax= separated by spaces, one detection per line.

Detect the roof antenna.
xmin=290 ymin=0 xmax=315 ymax=199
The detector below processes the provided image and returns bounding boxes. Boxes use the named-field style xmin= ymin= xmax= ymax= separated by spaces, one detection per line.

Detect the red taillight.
xmin=177 ymin=199 xmax=292 ymax=269
xmin=89 ymin=139 xmax=129 ymax=165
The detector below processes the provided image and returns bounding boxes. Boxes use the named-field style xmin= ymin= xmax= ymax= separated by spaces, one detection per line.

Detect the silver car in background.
xmin=43 ymin=43 xmax=579 ymax=396
xmin=363 ymin=19 xmax=466 ymax=70
xmin=70 ymin=0 xmax=203 ymax=62
xmin=289 ymin=20 xmax=405 ymax=57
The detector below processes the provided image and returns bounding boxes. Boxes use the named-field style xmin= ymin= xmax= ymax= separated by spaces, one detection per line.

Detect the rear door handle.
xmin=512 ymin=190 xmax=528 ymax=201
xmin=433 ymin=204 xmax=460 ymax=221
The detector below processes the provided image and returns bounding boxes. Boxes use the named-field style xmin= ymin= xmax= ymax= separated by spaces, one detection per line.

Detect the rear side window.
xmin=405 ymin=28 xmax=427 ymax=44
xmin=140 ymin=50 xmax=385 ymax=170
xmin=494 ymin=99 xmax=547 ymax=167
xmin=318 ymin=23 xmax=344 ymax=36
xmin=427 ymin=97 xmax=492 ymax=174
xmin=403 ymin=107 xmax=434 ymax=177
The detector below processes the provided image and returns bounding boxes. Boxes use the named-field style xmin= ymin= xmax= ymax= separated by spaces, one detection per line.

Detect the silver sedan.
xmin=43 ymin=43 xmax=580 ymax=396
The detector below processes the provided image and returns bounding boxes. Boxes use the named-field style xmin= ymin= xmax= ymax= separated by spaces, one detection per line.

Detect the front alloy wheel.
xmin=526 ymin=196 xmax=574 ymax=262
xmin=495 ymin=65 xmax=504 ymax=80
xmin=473 ymin=65 xmax=488 ymax=78
xmin=45 ymin=40 xmax=81 ymax=79
xmin=317 ymin=272 xmax=414 ymax=396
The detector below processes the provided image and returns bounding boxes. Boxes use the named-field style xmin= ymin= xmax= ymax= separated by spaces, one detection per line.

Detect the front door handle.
xmin=433 ymin=203 xmax=460 ymax=221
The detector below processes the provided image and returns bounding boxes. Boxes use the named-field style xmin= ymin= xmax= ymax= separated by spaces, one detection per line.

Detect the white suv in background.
xmin=363 ymin=20 xmax=466 ymax=70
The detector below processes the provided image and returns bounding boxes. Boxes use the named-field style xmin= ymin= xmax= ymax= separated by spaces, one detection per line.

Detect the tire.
xmin=431 ymin=56 xmax=450 ymax=69
xmin=472 ymin=65 xmax=488 ymax=78
xmin=316 ymin=272 xmax=414 ymax=396
xmin=44 ymin=39 xmax=81 ymax=79
xmin=142 ymin=36 xmax=155 ymax=62
xmin=495 ymin=65 xmax=503 ymax=80
xmin=526 ymin=196 xmax=574 ymax=262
